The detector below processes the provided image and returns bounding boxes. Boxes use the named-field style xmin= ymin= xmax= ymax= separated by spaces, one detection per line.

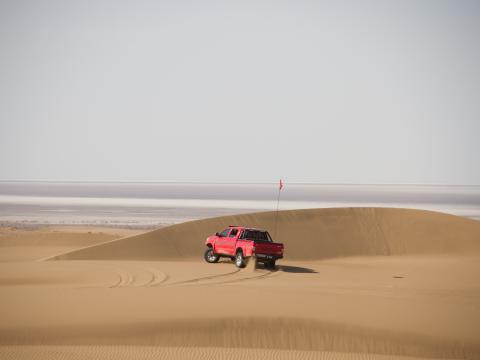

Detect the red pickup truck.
xmin=204 ymin=226 xmax=284 ymax=269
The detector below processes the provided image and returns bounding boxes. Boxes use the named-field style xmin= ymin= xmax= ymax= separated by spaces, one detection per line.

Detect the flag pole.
xmin=274 ymin=179 xmax=283 ymax=240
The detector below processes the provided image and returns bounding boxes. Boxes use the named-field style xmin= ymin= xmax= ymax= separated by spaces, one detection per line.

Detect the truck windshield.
xmin=241 ymin=230 xmax=272 ymax=242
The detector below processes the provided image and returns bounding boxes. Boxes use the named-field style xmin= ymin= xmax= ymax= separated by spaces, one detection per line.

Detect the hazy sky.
xmin=1 ymin=0 xmax=479 ymax=184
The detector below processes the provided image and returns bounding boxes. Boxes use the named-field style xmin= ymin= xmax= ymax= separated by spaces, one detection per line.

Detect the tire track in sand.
xmin=165 ymin=267 xmax=280 ymax=287
xmin=109 ymin=264 xmax=276 ymax=289
xmin=109 ymin=265 xmax=167 ymax=288
xmin=143 ymin=267 xmax=169 ymax=287
xmin=210 ymin=269 xmax=279 ymax=285
xmin=164 ymin=268 xmax=241 ymax=287
xmin=109 ymin=267 xmax=133 ymax=288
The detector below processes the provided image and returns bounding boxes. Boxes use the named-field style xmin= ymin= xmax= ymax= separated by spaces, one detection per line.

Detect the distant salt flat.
xmin=0 ymin=182 xmax=479 ymax=227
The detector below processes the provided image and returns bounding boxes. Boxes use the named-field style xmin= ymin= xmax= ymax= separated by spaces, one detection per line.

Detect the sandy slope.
xmin=1 ymin=208 xmax=480 ymax=360
xmin=54 ymin=208 xmax=480 ymax=261
xmin=0 ymin=346 xmax=448 ymax=360
xmin=0 ymin=226 xmax=141 ymax=262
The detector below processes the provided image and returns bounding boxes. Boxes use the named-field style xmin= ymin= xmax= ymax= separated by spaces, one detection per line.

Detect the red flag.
xmin=279 ymin=179 xmax=284 ymax=190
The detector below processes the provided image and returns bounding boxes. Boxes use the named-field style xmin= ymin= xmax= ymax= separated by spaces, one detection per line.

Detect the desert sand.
xmin=1 ymin=208 xmax=479 ymax=359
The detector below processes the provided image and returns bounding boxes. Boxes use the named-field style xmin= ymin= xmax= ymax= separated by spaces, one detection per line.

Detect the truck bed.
xmin=253 ymin=241 xmax=284 ymax=257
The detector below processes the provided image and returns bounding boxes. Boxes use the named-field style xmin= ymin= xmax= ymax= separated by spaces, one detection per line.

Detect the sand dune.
xmin=0 ymin=346 xmax=449 ymax=360
xmin=0 ymin=226 xmax=139 ymax=262
xmin=1 ymin=209 xmax=480 ymax=360
xmin=54 ymin=208 xmax=480 ymax=261
xmin=1 ymin=316 xmax=478 ymax=358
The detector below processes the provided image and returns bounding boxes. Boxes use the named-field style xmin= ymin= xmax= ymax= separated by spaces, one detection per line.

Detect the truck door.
xmin=224 ymin=228 xmax=239 ymax=255
xmin=215 ymin=228 xmax=230 ymax=254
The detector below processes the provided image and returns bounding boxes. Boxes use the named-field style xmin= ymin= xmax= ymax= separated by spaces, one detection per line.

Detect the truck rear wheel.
xmin=265 ymin=260 xmax=276 ymax=269
xmin=204 ymin=248 xmax=220 ymax=263
xmin=235 ymin=251 xmax=246 ymax=268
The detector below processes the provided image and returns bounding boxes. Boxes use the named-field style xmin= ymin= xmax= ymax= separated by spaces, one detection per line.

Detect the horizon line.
xmin=0 ymin=179 xmax=479 ymax=187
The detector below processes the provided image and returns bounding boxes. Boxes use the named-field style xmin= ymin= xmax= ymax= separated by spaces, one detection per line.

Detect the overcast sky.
xmin=0 ymin=0 xmax=479 ymax=184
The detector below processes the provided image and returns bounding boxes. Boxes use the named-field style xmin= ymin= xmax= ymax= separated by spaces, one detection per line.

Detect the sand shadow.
xmin=215 ymin=259 xmax=317 ymax=274
xmin=278 ymin=265 xmax=318 ymax=274
xmin=219 ymin=258 xmax=235 ymax=263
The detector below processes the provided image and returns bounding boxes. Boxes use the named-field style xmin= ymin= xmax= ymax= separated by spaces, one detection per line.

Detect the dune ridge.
xmin=1 ymin=317 xmax=478 ymax=359
xmin=0 ymin=347 xmax=453 ymax=360
xmin=53 ymin=208 xmax=480 ymax=261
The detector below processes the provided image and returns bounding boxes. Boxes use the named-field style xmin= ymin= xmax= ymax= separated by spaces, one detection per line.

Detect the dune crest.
xmin=1 ymin=317 xmax=478 ymax=359
xmin=53 ymin=208 xmax=480 ymax=261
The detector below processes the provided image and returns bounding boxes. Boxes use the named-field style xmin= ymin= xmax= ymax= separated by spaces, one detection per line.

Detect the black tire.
xmin=235 ymin=251 xmax=246 ymax=268
xmin=265 ymin=260 xmax=276 ymax=269
xmin=204 ymin=247 xmax=220 ymax=263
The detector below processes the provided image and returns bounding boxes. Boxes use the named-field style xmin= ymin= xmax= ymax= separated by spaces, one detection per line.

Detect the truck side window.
xmin=220 ymin=229 xmax=230 ymax=237
xmin=229 ymin=229 xmax=238 ymax=237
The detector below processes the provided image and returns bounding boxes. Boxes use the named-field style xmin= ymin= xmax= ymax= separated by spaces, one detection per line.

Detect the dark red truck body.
xmin=204 ymin=226 xmax=284 ymax=268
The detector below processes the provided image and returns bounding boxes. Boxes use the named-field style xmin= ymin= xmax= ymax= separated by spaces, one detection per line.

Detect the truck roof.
xmin=228 ymin=226 xmax=267 ymax=232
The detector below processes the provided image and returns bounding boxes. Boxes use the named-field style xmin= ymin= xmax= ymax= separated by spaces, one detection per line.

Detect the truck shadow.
xmin=215 ymin=259 xmax=317 ymax=274
xmin=277 ymin=265 xmax=318 ymax=274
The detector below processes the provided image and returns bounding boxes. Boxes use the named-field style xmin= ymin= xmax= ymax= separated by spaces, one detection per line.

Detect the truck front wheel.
xmin=235 ymin=251 xmax=246 ymax=268
xmin=204 ymin=248 xmax=220 ymax=263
